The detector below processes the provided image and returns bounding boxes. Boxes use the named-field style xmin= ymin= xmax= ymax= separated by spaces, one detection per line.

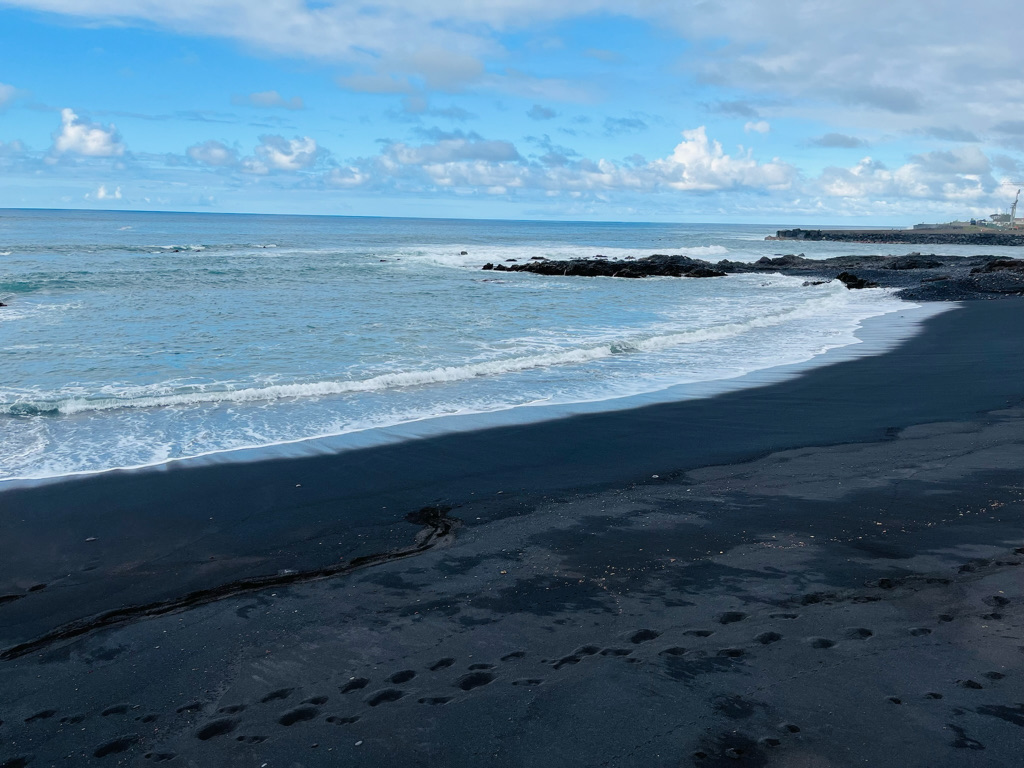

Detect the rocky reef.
xmin=482 ymin=252 xmax=1024 ymax=301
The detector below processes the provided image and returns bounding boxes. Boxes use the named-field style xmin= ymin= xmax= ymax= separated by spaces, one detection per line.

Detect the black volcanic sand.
xmin=1 ymin=299 xmax=1023 ymax=767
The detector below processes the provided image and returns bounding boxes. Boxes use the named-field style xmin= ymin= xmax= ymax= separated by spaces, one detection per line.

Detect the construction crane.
xmin=993 ymin=182 xmax=1024 ymax=227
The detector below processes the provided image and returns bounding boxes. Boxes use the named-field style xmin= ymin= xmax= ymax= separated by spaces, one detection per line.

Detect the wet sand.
xmin=1 ymin=298 xmax=1022 ymax=767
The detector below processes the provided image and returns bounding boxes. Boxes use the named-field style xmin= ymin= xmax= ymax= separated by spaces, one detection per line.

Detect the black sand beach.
xmin=1 ymin=298 xmax=1023 ymax=767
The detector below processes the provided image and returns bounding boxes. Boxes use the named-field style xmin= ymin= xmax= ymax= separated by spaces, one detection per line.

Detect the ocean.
xmin=2 ymin=208 xmax=998 ymax=483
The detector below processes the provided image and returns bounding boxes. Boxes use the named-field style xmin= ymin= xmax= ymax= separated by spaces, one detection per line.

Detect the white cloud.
xmin=647 ymin=127 xmax=792 ymax=191
xmin=385 ymin=132 xmax=521 ymax=165
xmin=232 ymin=90 xmax=304 ymax=110
xmin=187 ymin=139 xmax=238 ymax=167
xmin=52 ymin=108 xmax=125 ymax=157
xmin=244 ymin=135 xmax=322 ymax=173
xmin=818 ymin=147 xmax=996 ymax=202
xmin=744 ymin=120 xmax=770 ymax=134
xmin=342 ymin=125 xmax=793 ymax=195
xmin=4 ymin=1 xmax=1017 ymax=126
xmin=187 ymin=135 xmax=326 ymax=173
xmin=85 ymin=184 xmax=122 ymax=200
xmin=14 ymin=0 xmax=1015 ymax=137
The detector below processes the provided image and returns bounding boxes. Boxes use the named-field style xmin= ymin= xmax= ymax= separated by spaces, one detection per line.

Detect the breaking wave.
xmin=2 ymin=286 xmax=858 ymax=419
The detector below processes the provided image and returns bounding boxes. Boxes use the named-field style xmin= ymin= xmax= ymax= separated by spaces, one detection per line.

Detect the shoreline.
xmin=0 ymin=297 xmax=1021 ymax=766
xmin=0 ymin=291 xmax=944 ymax=490
xmin=2 ymin=298 xmax=1021 ymax=644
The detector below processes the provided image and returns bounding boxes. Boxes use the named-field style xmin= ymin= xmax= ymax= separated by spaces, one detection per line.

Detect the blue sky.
xmin=0 ymin=0 xmax=1021 ymax=223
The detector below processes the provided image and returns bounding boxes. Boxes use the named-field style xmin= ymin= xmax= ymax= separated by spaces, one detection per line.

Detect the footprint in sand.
xmin=365 ymin=690 xmax=404 ymax=707
xmin=629 ymin=629 xmax=661 ymax=644
xmin=195 ymin=718 xmax=237 ymax=740
xmin=846 ymin=628 xmax=874 ymax=639
xmin=908 ymin=627 xmax=932 ymax=636
xmin=770 ymin=613 xmax=799 ymax=620
xmin=456 ymin=672 xmax=495 ymax=691
xmin=428 ymin=658 xmax=456 ymax=671
xmin=259 ymin=688 xmax=293 ymax=704
xmin=684 ymin=629 xmax=715 ymax=637
xmin=278 ymin=706 xmax=320 ymax=726
xmin=340 ymin=678 xmax=370 ymax=694
xmin=807 ymin=637 xmax=836 ymax=649
xmin=553 ymin=646 xmax=600 ymax=670
xmin=755 ymin=632 xmax=782 ymax=645
xmin=94 ymin=736 xmax=138 ymax=758
xmin=217 ymin=704 xmax=246 ymax=715
xmin=600 ymin=648 xmax=632 ymax=656
xmin=389 ymin=670 xmax=416 ymax=684
xmin=417 ymin=697 xmax=453 ymax=705
xmin=326 ymin=715 xmax=360 ymax=724
xmin=512 ymin=679 xmax=544 ymax=687
xmin=177 ymin=701 xmax=204 ymax=714
xmin=660 ymin=647 xmax=688 ymax=656
xmin=101 ymin=705 xmax=129 ymax=717
xmin=24 ymin=710 xmax=56 ymax=723
xmin=501 ymin=651 xmax=525 ymax=662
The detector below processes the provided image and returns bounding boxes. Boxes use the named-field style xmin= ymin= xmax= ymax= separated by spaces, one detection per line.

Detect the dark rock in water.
xmin=460 ymin=251 xmax=468 ymax=255
xmin=836 ymin=271 xmax=879 ymax=289
xmin=886 ymin=253 xmax=944 ymax=270
xmin=479 ymin=249 xmax=1021 ymax=300
xmin=971 ymin=258 xmax=1024 ymax=274
xmin=487 ymin=253 xmax=727 ymax=280
xmin=481 ymin=263 xmax=494 ymax=270
xmin=689 ymin=267 xmax=728 ymax=278
xmin=0 ymin=301 xmax=6 ymax=307
xmin=505 ymin=259 xmax=517 ymax=262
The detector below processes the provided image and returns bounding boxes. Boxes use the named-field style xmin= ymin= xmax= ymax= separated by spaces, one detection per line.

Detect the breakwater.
xmin=769 ymin=228 xmax=1024 ymax=246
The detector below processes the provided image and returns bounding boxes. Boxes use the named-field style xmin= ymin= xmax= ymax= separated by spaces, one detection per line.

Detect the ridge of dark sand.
xmin=1 ymin=299 xmax=1023 ymax=768
xmin=1 ymin=299 xmax=1023 ymax=651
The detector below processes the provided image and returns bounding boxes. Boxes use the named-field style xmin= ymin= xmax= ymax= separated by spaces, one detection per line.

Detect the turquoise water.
xmin=1 ymin=209 xmax=968 ymax=481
